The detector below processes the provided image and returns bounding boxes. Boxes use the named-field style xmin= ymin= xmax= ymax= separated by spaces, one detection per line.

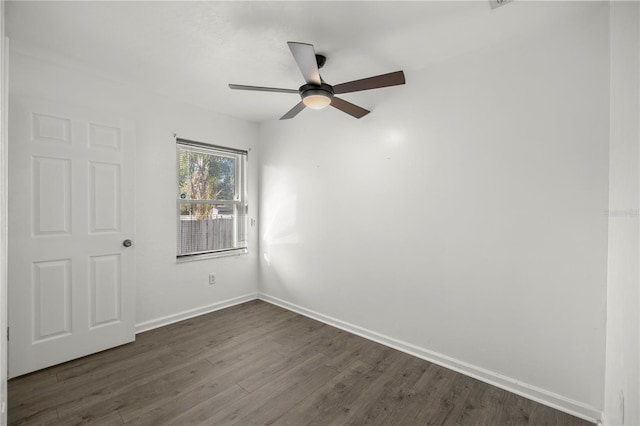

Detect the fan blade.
xmin=330 ymin=97 xmax=370 ymax=119
xmin=333 ymin=71 xmax=406 ymax=94
xmin=280 ymin=102 xmax=307 ymax=120
xmin=288 ymin=42 xmax=322 ymax=86
xmin=229 ymin=84 xmax=298 ymax=94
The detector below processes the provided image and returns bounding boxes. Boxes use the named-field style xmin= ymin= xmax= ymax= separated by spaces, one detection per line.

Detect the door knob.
xmin=122 ymin=239 xmax=133 ymax=247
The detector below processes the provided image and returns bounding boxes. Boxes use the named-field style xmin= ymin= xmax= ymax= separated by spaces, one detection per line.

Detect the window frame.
xmin=176 ymin=138 xmax=248 ymax=261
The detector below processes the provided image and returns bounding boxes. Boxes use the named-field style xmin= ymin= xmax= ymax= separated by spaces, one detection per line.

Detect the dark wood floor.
xmin=9 ymin=300 xmax=593 ymax=425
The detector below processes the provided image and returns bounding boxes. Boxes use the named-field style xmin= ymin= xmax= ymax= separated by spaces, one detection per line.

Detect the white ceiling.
xmin=6 ymin=1 xmax=604 ymax=123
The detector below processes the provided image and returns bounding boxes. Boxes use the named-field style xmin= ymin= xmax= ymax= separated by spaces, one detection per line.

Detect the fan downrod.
xmin=315 ymin=54 xmax=326 ymax=69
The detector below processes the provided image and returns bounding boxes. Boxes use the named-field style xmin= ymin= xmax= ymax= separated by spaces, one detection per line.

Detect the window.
xmin=177 ymin=139 xmax=248 ymax=259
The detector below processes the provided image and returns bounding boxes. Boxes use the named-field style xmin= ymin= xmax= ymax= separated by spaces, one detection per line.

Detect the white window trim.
xmin=176 ymin=138 xmax=248 ymax=260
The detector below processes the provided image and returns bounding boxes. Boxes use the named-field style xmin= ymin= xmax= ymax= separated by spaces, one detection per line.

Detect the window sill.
xmin=176 ymin=248 xmax=248 ymax=263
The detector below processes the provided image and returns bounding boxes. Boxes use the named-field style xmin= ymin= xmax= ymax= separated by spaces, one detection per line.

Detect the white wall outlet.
xmin=209 ymin=273 xmax=216 ymax=285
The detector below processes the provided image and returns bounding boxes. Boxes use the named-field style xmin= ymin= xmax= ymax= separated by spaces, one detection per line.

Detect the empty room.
xmin=0 ymin=0 xmax=638 ymax=425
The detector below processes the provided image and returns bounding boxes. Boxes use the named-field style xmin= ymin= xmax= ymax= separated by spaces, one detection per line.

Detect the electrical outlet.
xmin=209 ymin=273 xmax=216 ymax=285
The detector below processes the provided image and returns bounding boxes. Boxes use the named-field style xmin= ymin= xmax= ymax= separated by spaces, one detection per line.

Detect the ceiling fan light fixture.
xmin=301 ymin=89 xmax=332 ymax=110
xmin=229 ymin=42 xmax=405 ymax=120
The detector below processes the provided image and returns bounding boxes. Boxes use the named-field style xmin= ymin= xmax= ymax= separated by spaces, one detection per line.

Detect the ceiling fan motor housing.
xmin=299 ymin=83 xmax=334 ymax=109
xmin=300 ymin=82 xmax=334 ymax=101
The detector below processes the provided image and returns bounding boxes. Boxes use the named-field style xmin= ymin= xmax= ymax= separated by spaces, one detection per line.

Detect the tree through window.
xmin=177 ymin=139 xmax=247 ymax=258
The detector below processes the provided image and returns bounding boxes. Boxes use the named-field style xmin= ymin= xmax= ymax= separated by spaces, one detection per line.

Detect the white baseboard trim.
xmin=259 ymin=293 xmax=603 ymax=424
xmin=135 ymin=292 xmax=258 ymax=334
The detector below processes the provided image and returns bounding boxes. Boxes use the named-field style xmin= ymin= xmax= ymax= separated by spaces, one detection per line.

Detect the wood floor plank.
xmin=320 ymin=330 xmax=397 ymax=372
xmin=9 ymin=356 xmax=165 ymax=421
xmin=157 ymin=301 xmax=288 ymax=347
xmin=55 ymin=357 xmax=215 ymax=422
xmin=7 ymin=405 xmax=58 ymax=426
xmin=449 ymin=375 xmax=494 ymax=424
xmin=322 ymin=350 xmax=412 ymax=425
xmin=54 ymin=344 xmax=172 ymax=383
xmin=120 ymin=342 xmax=286 ymax=423
xmin=54 ymin=410 xmax=125 ymax=426
xmin=233 ymin=363 xmax=338 ymax=425
xmin=430 ymin=373 xmax=479 ymax=425
xmin=7 ymin=369 xmax=58 ymax=404
xmin=235 ymin=328 xmax=340 ymax=394
xmin=160 ymin=384 xmax=249 ymax=426
xmin=208 ymin=353 xmax=337 ymax=425
xmin=8 ymin=300 xmax=595 ymax=426
xmin=390 ymin=362 xmax=455 ymax=424
xmin=275 ymin=358 xmax=371 ymax=425
xmin=352 ymin=355 xmax=440 ymax=425
xmin=154 ymin=306 xmax=295 ymax=367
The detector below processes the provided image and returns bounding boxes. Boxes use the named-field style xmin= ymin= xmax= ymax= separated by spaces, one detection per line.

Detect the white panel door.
xmin=8 ymin=97 xmax=136 ymax=378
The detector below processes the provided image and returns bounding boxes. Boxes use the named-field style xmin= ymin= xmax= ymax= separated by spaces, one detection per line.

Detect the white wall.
xmin=605 ymin=2 xmax=640 ymax=425
xmin=8 ymin=45 xmax=260 ymax=331
xmin=259 ymin=4 xmax=609 ymax=421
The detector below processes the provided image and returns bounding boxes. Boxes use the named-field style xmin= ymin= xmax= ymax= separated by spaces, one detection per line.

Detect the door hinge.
xmin=6 ymin=327 xmax=9 ymax=341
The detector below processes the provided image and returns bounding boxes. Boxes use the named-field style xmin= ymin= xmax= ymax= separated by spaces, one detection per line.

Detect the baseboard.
xmin=135 ymin=292 xmax=258 ymax=334
xmin=258 ymin=293 xmax=603 ymax=424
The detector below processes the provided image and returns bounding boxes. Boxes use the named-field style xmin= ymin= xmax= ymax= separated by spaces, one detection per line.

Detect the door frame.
xmin=1 ymin=10 xmax=9 ymax=425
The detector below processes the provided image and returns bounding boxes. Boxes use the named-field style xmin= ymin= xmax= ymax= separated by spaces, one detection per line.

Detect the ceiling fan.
xmin=229 ymin=42 xmax=406 ymax=120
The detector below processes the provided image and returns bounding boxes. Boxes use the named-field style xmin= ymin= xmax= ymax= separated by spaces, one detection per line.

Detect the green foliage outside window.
xmin=178 ymin=149 xmax=236 ymax=219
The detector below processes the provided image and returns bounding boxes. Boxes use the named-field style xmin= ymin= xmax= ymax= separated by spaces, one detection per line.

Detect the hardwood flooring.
xmin=8 ymin=300 xmax=594 ymax=425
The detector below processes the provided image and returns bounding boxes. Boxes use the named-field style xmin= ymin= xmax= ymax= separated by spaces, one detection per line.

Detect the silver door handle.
xmin=122 ymin=239 xmax=133 ymax=247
